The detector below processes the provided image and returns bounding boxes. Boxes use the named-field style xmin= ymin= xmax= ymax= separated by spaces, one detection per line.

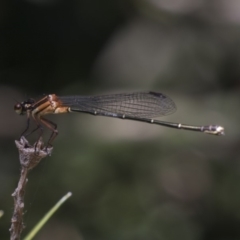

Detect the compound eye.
xmin=14 ymin=103 xmax=23 ymax=115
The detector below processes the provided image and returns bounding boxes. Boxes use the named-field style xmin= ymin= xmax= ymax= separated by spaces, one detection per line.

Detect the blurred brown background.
xmin=0 ymin=0 xmax=239 ymax=239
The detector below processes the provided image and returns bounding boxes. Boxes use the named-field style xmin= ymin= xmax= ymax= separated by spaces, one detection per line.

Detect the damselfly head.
xmin=14 ymin=102 xmax=23 ymax=115
xmin=14 ymin=99 xmax=35 ymax=115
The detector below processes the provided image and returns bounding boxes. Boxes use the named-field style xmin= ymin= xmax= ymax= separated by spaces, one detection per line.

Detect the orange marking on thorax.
xmin=31 ymin=94 xmax=69 ymax=116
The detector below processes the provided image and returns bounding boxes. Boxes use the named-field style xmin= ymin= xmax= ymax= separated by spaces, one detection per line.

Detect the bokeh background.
xmin=1 ymin=0 xmax=240 ymax=239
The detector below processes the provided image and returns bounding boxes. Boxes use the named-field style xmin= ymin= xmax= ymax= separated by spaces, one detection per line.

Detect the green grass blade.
xmin=23 ymin=192 xmax=72 ymax=240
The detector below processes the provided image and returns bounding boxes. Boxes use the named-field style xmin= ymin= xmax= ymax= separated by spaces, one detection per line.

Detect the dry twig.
xmin=10 ymin=137 xmax=53 ymax=240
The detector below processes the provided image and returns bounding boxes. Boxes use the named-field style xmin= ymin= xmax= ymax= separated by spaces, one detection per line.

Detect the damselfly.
xmin=14 ymin=92 xmax=224 ymax=146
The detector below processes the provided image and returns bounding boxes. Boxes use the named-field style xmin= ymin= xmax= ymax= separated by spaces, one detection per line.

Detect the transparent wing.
xmin=59 ymin=92 xmax=176 ymax=118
